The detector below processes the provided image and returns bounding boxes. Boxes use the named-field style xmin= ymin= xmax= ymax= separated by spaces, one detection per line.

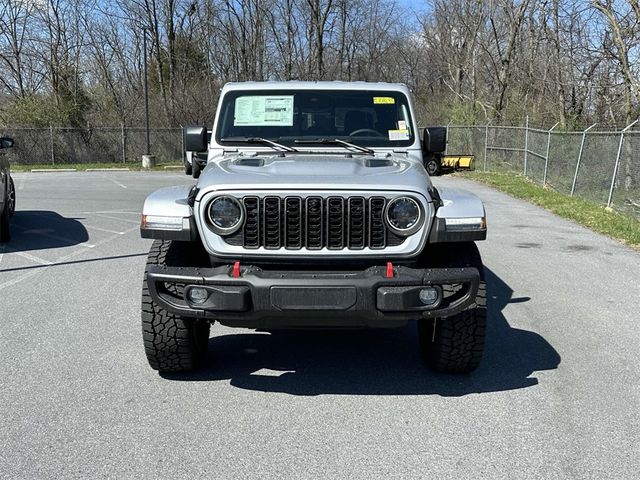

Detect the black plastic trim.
xmin=145 ymin=263 xmax=481 ymax=327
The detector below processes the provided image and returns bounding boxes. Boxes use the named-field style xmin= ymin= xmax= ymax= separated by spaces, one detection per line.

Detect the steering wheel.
xmin=348 ymin=128 xmax=385 ymax=137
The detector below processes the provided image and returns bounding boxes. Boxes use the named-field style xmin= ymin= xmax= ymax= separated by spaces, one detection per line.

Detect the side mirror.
xmin=0 ymin=137 xmax=14 ymax=149
xmin=184 ymin=125 xmax=207 ymax=152
xmin=423 ymin=127 xmax=446 ymax=154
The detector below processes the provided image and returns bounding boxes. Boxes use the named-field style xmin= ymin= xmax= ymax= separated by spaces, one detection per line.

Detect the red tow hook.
xmin=232 ymin=261 xmax=241 ymax=278
xmin=386 ymin=262 xmax=394 ymax=278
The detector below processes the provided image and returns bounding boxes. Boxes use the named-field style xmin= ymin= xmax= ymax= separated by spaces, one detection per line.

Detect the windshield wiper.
xmin=221 ymin=136 xmax=298 ymax=152
xmin=294 ymin=138 xmax=374 ymax=154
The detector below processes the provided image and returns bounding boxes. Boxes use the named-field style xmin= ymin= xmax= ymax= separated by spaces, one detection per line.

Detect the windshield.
xmin=216 ymin=89 xmax=415 ymax=148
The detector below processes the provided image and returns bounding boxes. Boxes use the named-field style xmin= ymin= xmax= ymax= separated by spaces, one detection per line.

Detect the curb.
xmin=30 ymin=168 xmax=77 ymax=173
xmin=85 ymin=168 xmax=131 ymax=172
xmin=163 ymin=165 xmax=183 ymax=169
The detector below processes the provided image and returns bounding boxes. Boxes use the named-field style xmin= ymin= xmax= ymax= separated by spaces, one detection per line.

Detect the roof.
xmin=221 ymin=80 xmax=410 ymax=94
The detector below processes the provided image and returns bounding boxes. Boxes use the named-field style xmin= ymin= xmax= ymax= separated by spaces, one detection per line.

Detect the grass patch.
xmin=11 ymin=162 xmax=182 ymax=172
xmin=459 ymin=171 xmax=640 ymax=248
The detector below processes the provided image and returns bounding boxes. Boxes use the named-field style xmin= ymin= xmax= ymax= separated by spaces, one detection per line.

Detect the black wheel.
xmin=418 ymin=243 xmax=487 ymax=373
xmin=425 ymin=158 xmax=440 ymax=176
xmin=8 ymin=176 xmax=15 ymax=217
xmin=141 ymin=240 xmax=210 ymax=372
xmin=0 ymin=180 xmax=11 ymax=243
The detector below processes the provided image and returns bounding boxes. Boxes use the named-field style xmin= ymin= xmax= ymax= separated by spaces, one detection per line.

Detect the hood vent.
xmin=234 ymin=158 xmax=265 ymax=167
xmin=364 ymin=158 xmax=394 ymax=168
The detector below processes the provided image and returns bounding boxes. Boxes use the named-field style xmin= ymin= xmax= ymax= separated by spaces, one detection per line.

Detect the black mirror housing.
xmin=184 ymin=126 xmax=207 ymax=152
xmin=423 ymin=127 xmax=446 ymax=154
xmin=0 ymin=137 xmax=15 ymax=149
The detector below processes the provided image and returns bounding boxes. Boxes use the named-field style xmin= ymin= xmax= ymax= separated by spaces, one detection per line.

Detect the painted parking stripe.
xmin=84 ymin=225 xmax=126 ymax=235
xmin=0 ymin=225 xmax=139 ymax=291
xmin=94 ymin=213 xmax=140 ymax=224
xmin=102 ymin=176 xmax=127 ymax=189
xmin=15 ymin=251 xmax=53 ymax=265
xmin=81 ymin=210 xmax=139 ymax=215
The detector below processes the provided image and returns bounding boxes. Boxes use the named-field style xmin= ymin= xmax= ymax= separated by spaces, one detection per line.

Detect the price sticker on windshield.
xmin=234 ymin=95 xmax=294 ymax=126
xmin=373 ymin=97 xmax=395 ymax=104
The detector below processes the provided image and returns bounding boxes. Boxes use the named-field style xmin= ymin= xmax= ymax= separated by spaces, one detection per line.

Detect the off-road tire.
xmin=0 ymin=181 xmax=11 ymax=242
xmin=418 ymin=243 xmax=487 ymax=373
xmin=184 ymin=160 xmax=193 ymax=176
xmin=8 ymin=176 xmax=15 ymax=217
xmin=141 ymin=240 xmax=210 ymax=372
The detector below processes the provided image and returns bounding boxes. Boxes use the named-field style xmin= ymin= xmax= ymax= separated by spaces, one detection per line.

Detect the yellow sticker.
xmin=373 ymin=97 xmax=395 ymax=104
xmin=388 ymin=129 xmax=409 ymax=141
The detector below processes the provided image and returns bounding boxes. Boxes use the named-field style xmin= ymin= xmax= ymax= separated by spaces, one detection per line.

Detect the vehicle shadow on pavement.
xmin=3 ymin=210 xmax=89 ymax=252
xmin=162 ymin=268 xmax=561 ymax=396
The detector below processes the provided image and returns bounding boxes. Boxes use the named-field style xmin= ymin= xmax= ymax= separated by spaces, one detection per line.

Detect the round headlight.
xmin=385 ymin=197 xmax=422 ymax=235
xmin=207 ymin=196 xmax=244 ymax=234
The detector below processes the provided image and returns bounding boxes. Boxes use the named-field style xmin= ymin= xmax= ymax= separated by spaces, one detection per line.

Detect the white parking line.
xmin=15 ymin=251 xmax=53 ymax=265
xmin=0 ymin=225 xmax=140 ymax=291
xmin=81 ymin=210 xmax=139 ymax=215
xmin=94 ymin=213 xmax=140 ymax=224
xmin=85 ymin=225 xmax=125 ymax=235
xmin=103 ymin=176 xmax=127 ymax=189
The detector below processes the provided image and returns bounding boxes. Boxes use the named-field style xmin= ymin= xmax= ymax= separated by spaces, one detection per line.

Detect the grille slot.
xmin=348 ymin=197 xmax=366 ymax=249
xmin=306 ymin=197 xmax=323 ymax=249
xmin=243 ymin=196 xmax=260 ymax=248
xmin=220 ymin=195 xmax=411 ymax=250
xmin=263 ymin=196 xmax=281 ymax=249
xmin=326 ymin=197 xmax=345 ymax=249
xmin=285 ymin=197 xmax=303 ymax=249
xmin=369 ymin=197 xmax=386 ymax=249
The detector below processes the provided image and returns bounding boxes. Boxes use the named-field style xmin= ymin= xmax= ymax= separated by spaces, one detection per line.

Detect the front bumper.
xmin=146 ymin=263 xmax=481 ymax=328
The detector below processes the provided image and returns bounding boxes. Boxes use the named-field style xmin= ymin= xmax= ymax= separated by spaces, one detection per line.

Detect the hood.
xmin=196 ymin=153 xmax=433 ymax=197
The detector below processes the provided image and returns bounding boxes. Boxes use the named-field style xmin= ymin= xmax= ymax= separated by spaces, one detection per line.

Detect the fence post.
xmin=49 ymin=125 xmax=55 ymax=165
xmin=180 ymin=125 xmax=185 ymax=165
xmin=523 ymin=116 xmax=529 ymax=175
xmin=607 ymin=119 xmax=638 ymax=208
xmin=543 ymin=122 xmax=559 ymax=186
xmin=121 ymin=123 xmax=127 ymax=163
xmin=483 ymin=123 xmax=489 ymax=172
xmin=570 ymin=123 xmax=597 ymax=196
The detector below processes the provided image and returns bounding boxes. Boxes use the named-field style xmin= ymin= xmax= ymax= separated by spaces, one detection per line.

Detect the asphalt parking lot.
xmin=1 ymin=171 xmax=639 ymax=479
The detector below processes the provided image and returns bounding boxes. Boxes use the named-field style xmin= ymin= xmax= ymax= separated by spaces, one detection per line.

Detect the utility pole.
xmin=142 ymin=29 xmax=155 ymax=168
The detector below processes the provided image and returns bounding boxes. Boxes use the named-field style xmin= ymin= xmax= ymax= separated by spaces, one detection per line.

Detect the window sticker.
xmin=373 ymin=96 xmax=395 ymax=105
xmin=234 ymin=95 xmax=294 ymax=126
xmin=388 ymin=129 xmax=410 ymax=141
xmin=397 ymin=120 xmax=407 ymax=130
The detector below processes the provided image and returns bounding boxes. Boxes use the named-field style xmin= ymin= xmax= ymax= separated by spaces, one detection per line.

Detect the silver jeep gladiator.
xmin=140 ymin=81 xmax=487 ymax=374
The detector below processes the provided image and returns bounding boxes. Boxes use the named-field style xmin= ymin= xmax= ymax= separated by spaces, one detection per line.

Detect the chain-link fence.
xmin=447 ymin=122 xmax=640 ymax=219
xmin=0 ymin=126 xmax=184 ymax=165
xmin=3 ymin=122 xmax=639 ymax=219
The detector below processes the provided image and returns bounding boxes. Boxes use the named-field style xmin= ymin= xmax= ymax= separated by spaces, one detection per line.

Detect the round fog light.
xmin=419 ymin=287 xmax=439 ymax=306
xmin=187 ymin=287 xmax=209 ymax=305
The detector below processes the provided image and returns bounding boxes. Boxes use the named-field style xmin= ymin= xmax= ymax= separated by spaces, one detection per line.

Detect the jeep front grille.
xmin=223 ymin=195 xmax=405 ymax=250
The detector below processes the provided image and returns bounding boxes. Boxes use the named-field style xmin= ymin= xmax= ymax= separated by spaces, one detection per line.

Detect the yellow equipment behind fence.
xmin=441 ymin=155 xmax=475 ymax=171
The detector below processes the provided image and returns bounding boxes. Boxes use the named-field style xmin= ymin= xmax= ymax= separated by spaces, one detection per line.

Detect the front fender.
xmin=428 ymin=187 xmax=487 ymax=243
xmin=140 ymin=185 xmax=198 ymax=241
